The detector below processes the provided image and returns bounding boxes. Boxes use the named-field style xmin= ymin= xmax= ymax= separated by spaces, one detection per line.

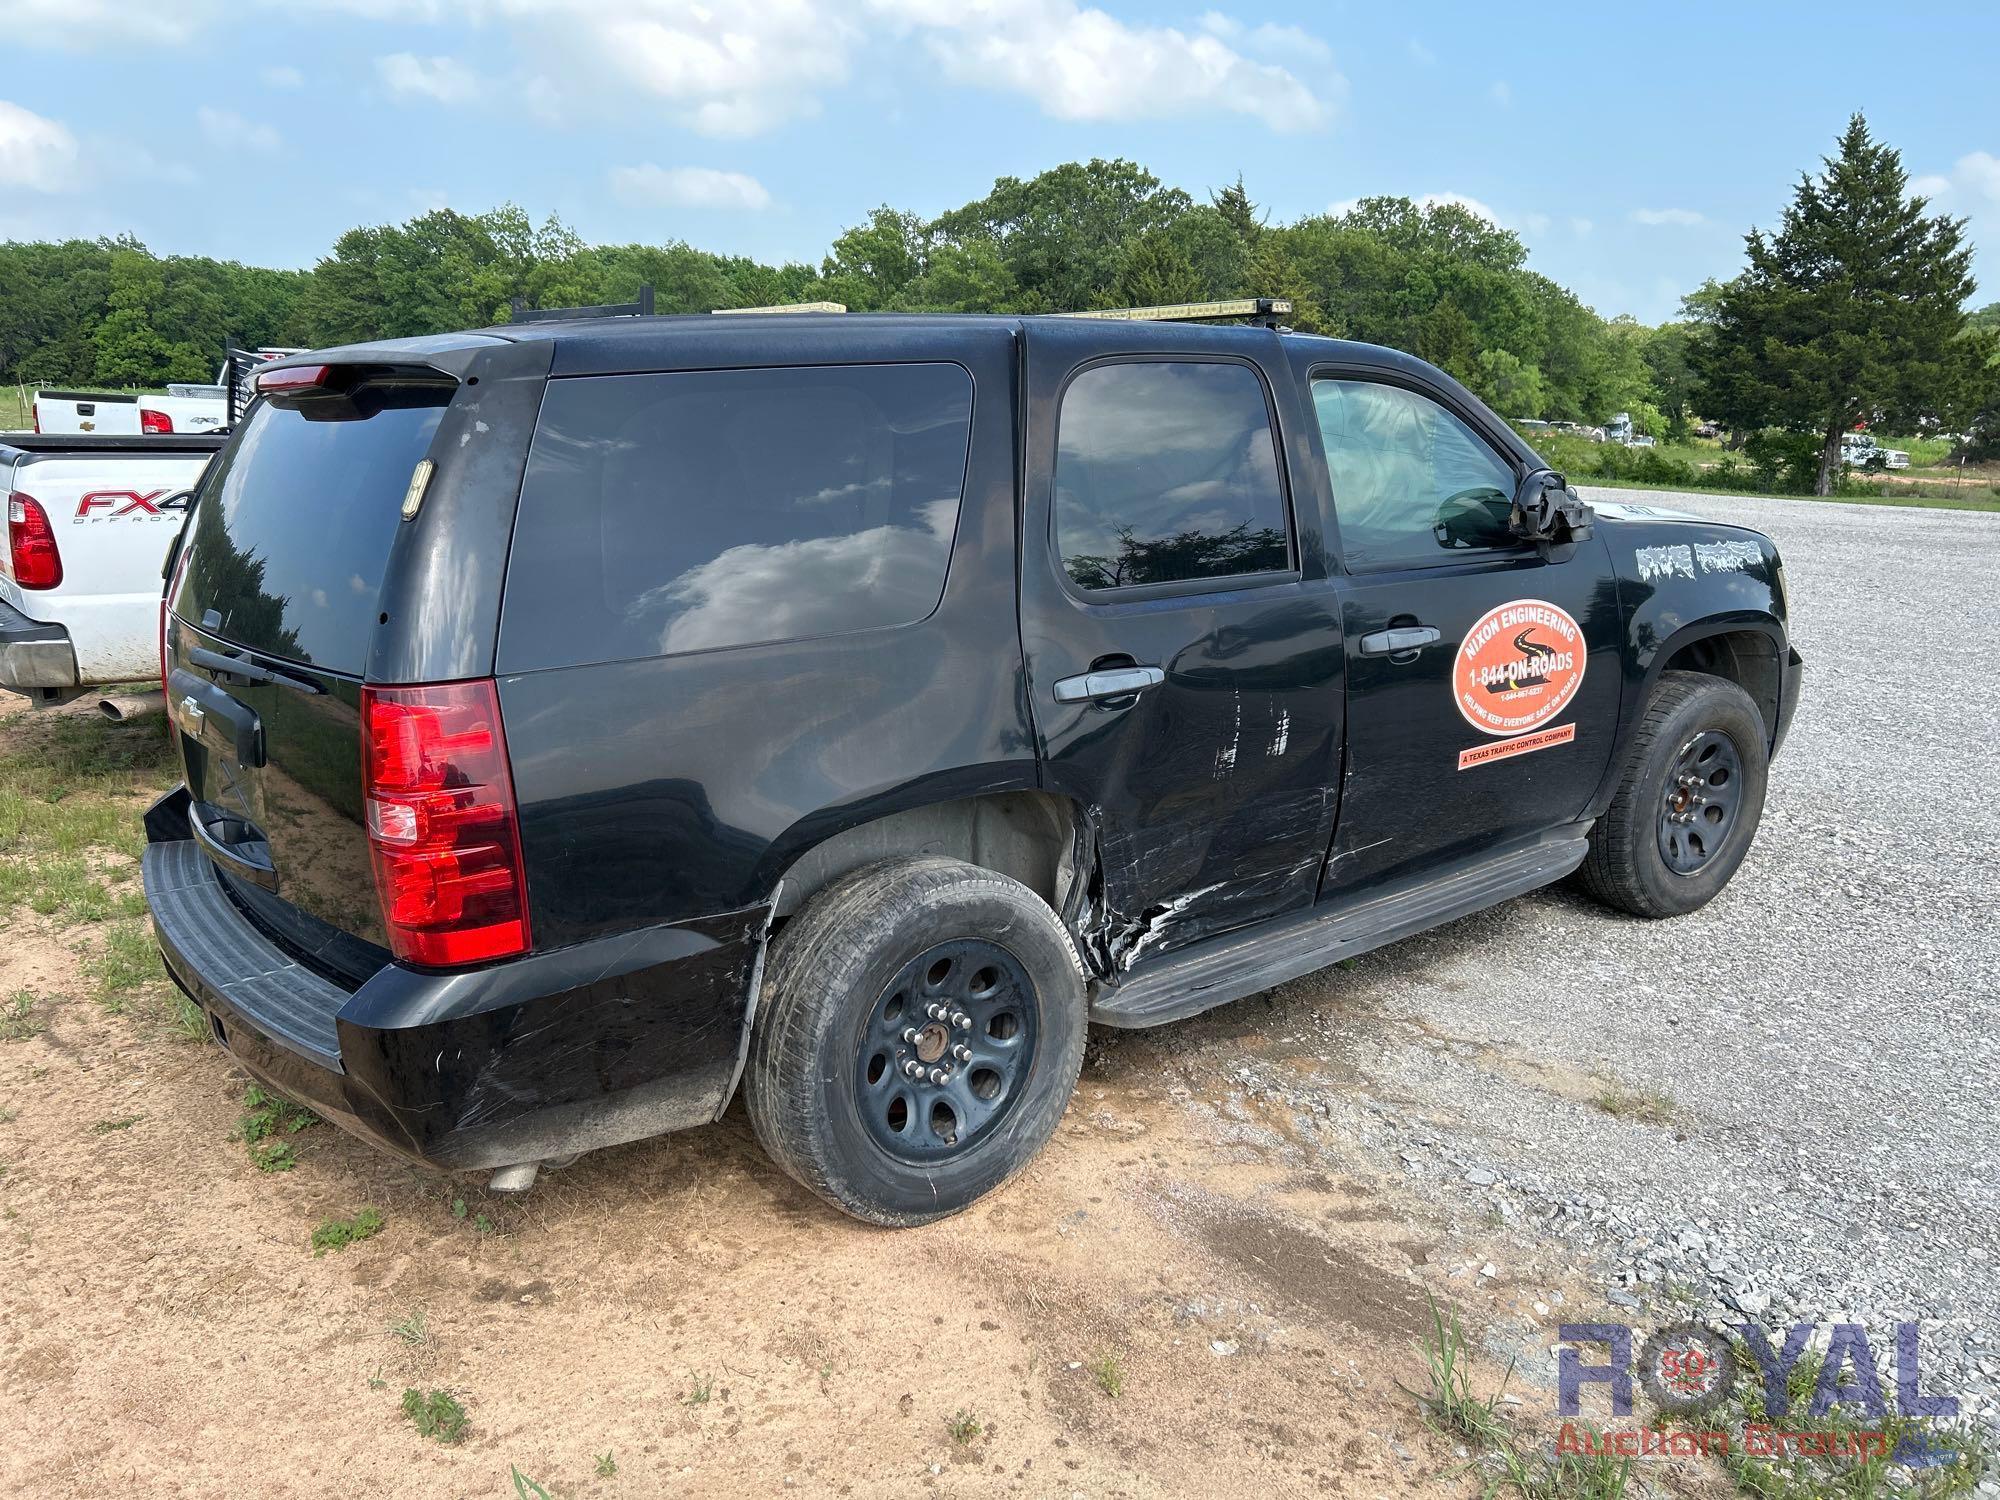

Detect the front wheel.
xmin=1578 ymin=670 xmax=1770 ymax=918
xmin=745 ymin=857 xmax=1088 ymax=1226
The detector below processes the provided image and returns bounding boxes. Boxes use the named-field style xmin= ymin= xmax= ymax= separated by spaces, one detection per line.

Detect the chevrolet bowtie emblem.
xmin=179 ymin=694 xmax=205 ymax=725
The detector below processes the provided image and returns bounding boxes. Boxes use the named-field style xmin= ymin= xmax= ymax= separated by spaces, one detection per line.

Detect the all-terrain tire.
xmin=1577 ymin=670 xmax=1769 ymax=918
xmin=745 ymin=856 xmax=1088 ymax=1226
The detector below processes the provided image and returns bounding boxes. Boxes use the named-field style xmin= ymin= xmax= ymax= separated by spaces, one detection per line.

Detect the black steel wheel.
xmin=1656 ymin=730 xmax=1745 ymax=875
xmin=1578 ymin=670 xmax=1770 ymax=918
xmin=746 ymin=856 xmax=1088 ymax=1226
xmin=855 ymin=940 xmax=1039 ymax=1163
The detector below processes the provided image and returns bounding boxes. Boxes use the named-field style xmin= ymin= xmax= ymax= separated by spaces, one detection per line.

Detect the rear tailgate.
xmin=162 ymin=340 xmax=546 ymax=970
xmin=32 ymin=391 xmax=139 ymax=435
xmin=4 ymin=441 xmax=218 ymax=680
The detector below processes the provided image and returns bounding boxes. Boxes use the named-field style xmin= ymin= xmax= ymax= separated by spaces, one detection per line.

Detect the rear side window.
xmin=1054 ymin=360 xmax=1290 ymax=592
xmin=502 ymin=363 xmax=973 ymax=670
xmin=174 ymin=388 xmax=448 ymax=673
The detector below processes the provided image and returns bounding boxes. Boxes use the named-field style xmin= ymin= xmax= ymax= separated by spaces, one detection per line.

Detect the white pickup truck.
xmin=30 ymin=350 xmax=301 ymax=436
xmin=1 ymin=433 xmax=224 ymax=704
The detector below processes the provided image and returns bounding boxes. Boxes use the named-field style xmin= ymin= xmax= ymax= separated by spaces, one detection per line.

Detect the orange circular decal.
xmin=1454 ymin=598 xmax=1586 ymax=736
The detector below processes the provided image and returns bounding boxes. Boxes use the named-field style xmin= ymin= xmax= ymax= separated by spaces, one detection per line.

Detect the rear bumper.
xmin=1773 ymin=645 xmax=1804 ymax=758
xmin=0 ymin=597 xmax=78 ymax=692
xmin=142 ymin=788 xmax=765 ymax=1173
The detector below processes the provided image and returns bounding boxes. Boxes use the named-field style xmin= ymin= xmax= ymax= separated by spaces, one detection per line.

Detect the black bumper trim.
xmin=144 ymin=840 xmax=348 ymax=1068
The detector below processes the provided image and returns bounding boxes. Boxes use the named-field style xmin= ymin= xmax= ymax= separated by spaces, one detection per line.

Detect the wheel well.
xmin=772 ymin=791 xmax=1080 ymax=921
xmin=1659 ymin=630 xmax=1781 ymax=742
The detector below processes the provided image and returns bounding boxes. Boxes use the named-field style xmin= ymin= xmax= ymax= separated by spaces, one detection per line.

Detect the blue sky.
xmin=3 ymin=0 xmax=1996 ymax=323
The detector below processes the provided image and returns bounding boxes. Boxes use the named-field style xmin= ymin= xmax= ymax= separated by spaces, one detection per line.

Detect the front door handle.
xmin=1052 ymin=665 xmax=1165 ymax=703
xmin=1358 ymin=625 xmax=1441 ymax=658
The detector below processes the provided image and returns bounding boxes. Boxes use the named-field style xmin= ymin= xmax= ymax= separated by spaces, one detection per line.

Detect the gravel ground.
xmin=1138 ymin=489 xmax=2000 ymax=1463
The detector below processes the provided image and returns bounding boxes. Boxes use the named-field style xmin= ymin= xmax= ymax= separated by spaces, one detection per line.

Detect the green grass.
xmin=1088 ymin=1350 xmax=1124 ymax=1398
xmin=684 ymin=1371 xmax=714 ymax=1406
xmin=311 ymin=1207 xmax=385 ymax=1255
xmin=400 ymin=1387 xmax=468 ymax=1445
xmin=510 ymin=1469 xmax=554 ymax=1500
xmin=0 ymin=990 xmax=41 ymax=1042
xmin=232 ymin=1084 xmax=318 ymax=1171
xmin=594 ymin=1451 xmax=617 ymax=1478
xmin=1590 ymin=1084 xmax=1676 ymax=1125
xmin=90 ymin=1114 xmax=144 ymax=1134
xmin=1706 ymin=1344 xmax=1990 ymax=1499
xmin=1409 ymin=1294 xmax=1633 ymax=1499
xmin=946 ymin=1407 xmax=983 ymax=1446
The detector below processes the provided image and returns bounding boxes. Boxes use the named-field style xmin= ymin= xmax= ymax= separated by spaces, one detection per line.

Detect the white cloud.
xmin=610 ymin=163 xmax=772 ymax=210
xmin=196 ymin=106 xmax=281 ymax=155
xmin=1630 ymin=207 xmax=1705 ymax=226
xmin=1489 ymin=80 xmax=1511 ymax=106
xmin=0 ymin=100 xmax=79 ymax=192
xmin=1915 ymin=150 xmax=2000 ymax=206
xmin=262 ymin=65 xmax=305 ymax=89
xmin=377 ymin=53 xmax=482 ymax=104
xmin=4 ymin=1 xmax=1344 ymax=140
xmin=1570 ymin=216 xmax=1595 ymax=236
xmin=1408 ymin=37 xmax=1436 ymax=65
xmin=888 ymin=1 xmax=1338 ymax=134
xmin=0 ymin=0 xmax=219 ymax=49
xmin=1418 ymin=191 xmax=1501 ymax=223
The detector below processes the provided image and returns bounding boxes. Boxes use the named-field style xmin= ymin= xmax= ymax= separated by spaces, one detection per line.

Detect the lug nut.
xmin=953 ymin=1044 xmax=972 ymax=1063
xmin=927 ymin=1003 xmax=946 ymax=1021
xmin=928 ymin=1067 xmax=948 ymax=1085
xmin=903 ymin=1060 xmax=924 ymax=1080
xmin=950 ymin=1011 xmax=971 ymax=1030
xmin=902 ymin=1027 xmax=920 ymax=1044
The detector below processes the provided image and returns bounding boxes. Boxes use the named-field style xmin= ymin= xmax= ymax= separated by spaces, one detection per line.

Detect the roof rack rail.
xmin=1056 ymin=296 xmax=1291 ymax=328
xmin=509 ymin=284 xmax=656 ymax=324
xmin=711 ymin=301 xmax=848 ymax=315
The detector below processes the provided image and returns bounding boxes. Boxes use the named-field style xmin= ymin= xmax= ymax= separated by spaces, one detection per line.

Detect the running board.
xmin=1088 ymin=829 xmax=1592 ymax=1029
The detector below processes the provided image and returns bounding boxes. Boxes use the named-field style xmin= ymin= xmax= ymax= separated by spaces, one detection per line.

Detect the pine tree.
xmin=1695 ymin=114 xmax=1976 ymax=495
xmin=1211 ymin=174 xmax=1262 ymax=244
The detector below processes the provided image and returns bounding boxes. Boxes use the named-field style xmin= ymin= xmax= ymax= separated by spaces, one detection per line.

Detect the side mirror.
xmin=1511 ymin=469 xmax=1593 ymax=546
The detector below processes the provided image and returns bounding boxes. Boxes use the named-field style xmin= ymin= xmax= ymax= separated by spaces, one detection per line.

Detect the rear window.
xmin=174 ymin=389 xmax=448 ymax=673
xmin=500 ymin=362 xmax=973 ymax=671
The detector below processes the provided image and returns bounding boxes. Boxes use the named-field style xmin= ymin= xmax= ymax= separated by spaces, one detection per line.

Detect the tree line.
xmin=3 ymin=116 xmax=1994 ymax=494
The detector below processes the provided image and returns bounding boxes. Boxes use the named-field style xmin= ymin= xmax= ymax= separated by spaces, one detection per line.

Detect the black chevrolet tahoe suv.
xmin=142 ymin=309 xmax=1802 ymax=1225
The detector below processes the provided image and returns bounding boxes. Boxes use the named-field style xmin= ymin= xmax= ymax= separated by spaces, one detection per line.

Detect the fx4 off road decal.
xmin=1454 ymin=599 xmax=1585 ymax=761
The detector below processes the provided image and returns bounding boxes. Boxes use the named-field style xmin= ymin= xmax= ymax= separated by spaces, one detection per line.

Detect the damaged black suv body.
xmin=143 ymin=311 xmax=1801 ymax=1224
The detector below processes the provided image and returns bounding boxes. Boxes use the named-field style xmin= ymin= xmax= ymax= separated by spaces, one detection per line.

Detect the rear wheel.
xmin=745 ymin=857 xmax=1087 ymax=1226
xmin=1578 ymin=671 xmax=1769 ymax=918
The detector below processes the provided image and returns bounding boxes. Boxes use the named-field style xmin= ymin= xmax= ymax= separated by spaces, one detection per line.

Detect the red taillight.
xmin=256 ymin=364 xmax=331 ymax=393
xmin=140 ymin=407 xmax=174 ymax=434
xmin=7 ymin=493 xmax=63 ymax=589
xmin=361 ymin=680 xmax=532 ymax=968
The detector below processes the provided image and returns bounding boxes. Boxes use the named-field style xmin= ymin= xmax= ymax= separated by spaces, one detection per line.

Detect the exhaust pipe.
xmin=98 ymin=691 xmax=165 ymax=722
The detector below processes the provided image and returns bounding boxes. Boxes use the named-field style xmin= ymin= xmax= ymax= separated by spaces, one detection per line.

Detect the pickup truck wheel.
xmin=745 ymin=857 xmax=1087 ymax=1226
xmin=1578 ymin=670 xmax=1768 ymax=918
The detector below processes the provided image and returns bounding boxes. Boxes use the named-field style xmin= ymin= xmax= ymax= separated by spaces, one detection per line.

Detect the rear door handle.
xmin=1358 ymin=626 xmax=1441 ymax=658
xmin=1052 ymin=665 xmax=1165 ymax=703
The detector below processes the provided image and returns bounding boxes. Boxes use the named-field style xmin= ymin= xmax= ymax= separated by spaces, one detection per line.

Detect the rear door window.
xmin=175 ymin=390 xmax=448 ymax=673
xmin=501 ymin=362 xmax=973 ymax=671
xmin=1053 ymin=359 xmax=1291 ymax=592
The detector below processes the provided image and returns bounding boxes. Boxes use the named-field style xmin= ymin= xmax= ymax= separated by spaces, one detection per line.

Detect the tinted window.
xmin=174 ymin=389 xmax=448 ymax=673
xmin=1310 ymin=379 xmax=1519 ymax=569
xmin=503 ymin=363 xmax=973 ymax=669
xmin=1054 ymin=361 xmax=1289 ymax=591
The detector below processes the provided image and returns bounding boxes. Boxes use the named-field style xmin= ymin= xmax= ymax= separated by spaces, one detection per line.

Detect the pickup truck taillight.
xmin=7 ymin=493 xmax=63 ymax=589
xmin=361 ymin=680 xmax=532 ymax=968
xmin=140 ymin=408 xmax=174 ymax=434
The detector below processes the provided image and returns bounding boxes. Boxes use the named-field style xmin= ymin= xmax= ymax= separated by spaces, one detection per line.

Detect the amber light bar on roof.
xmin=1057 ymin=297 xmax=1292 ymax=324
xmin=711 ymin=302 xmax=849 ymax=315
